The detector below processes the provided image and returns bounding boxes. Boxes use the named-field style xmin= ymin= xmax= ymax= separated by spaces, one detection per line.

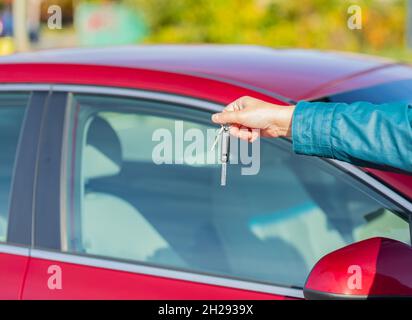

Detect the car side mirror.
xmin=304 ymin=237 xmax=412 ymax=299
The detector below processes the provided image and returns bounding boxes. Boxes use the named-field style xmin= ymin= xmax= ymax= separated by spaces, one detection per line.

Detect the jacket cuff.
xmin=292 ymin=101 xmax=337 ymax=158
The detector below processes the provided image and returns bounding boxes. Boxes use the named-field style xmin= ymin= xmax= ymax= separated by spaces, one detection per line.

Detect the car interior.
xmin=81 ymin=116 xmax=187 ymax=267
xmin=65 ymin=96 xmax=410 ymax=288
xmin=0 ymin=99 xmax=28 ymax=243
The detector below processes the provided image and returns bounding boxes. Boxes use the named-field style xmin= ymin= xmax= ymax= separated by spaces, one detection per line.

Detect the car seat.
xmin=81 ymin=116 xmax=171 ymax=262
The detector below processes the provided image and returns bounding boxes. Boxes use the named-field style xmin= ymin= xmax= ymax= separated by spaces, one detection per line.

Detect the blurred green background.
xmin=0 ymin=0 xmax=411 ymax=61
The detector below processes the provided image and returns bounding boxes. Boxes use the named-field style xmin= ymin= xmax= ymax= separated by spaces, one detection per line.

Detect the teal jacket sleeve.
xmin=292 ymin=100 xmax=412 ymax=172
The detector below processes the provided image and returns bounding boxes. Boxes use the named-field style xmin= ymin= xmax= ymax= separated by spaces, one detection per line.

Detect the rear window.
xmin=318 ymin=79 xmax=412 ymax=104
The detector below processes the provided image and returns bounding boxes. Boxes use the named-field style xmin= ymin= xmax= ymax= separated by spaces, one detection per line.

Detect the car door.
xmin=0 ymin=88 xmax=48 ymax=299
xmin=21 ymin=86 xmax=411 ymax=300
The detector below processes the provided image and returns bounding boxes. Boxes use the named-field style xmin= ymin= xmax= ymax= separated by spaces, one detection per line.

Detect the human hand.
xmin=211 ymin=96 xmax=295 ymax=142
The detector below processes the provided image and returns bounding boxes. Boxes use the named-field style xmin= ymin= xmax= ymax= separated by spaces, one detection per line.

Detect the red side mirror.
xmin=304 ymin=237 xmax=412 ymax=299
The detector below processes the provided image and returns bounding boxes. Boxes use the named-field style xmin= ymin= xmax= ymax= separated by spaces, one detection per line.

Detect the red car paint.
xmin=22 ymin=257 xmax=291 ymax=300
xmin=0 ymin=252 xmax=29 ymax=299
xmin=0 ymin=63 xmax=287 ymax=106
xmin=0 ymin=45 xmax=404 ymax=101
xmin=301 ymin=64 xmax=412 ymax=100
xmin=305 ymin=237 xmax=412 ymax=298
xmin=366 ymin=168 xmax=412 ymax=202
xmin=0 ymin=46 xmax=411 ymax=299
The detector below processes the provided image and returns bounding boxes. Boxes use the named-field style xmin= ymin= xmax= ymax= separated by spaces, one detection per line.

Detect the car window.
xmin=319 ymin=79 xmax=412 ymax=104
xmin=62 ymin=94 xmax=410 ymax=288
xmin=0 ymin=93 xmax=29 ymax=243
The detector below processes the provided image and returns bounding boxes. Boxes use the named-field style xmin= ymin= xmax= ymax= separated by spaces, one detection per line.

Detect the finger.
xmin=229 ymin=124 xmax=241 ymax=138
xmin=223 ymin=103 xmax=235 ymax=112
xmin=249 ymin=129 xmax=260 ymax=143
xmin=238 ymin=133 xmax=251 ymax=141
xmin=211 ymin=111 xmax=239 ymax=125
xmin=225 ymin=98 xmax=243 ymax=112
xmin=239 ymin=126 xmax=252 ymax=141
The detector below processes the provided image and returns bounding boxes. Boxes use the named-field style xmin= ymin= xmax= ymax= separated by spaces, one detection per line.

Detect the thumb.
xmin=211 ymin=111 xmax=239 ymax=125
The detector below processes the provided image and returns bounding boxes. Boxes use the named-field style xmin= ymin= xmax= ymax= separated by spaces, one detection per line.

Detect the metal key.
xmin=210 ymin=126 xmax=224 ymax=152
xmin=211 ymin=125 xmax=230 ymax=186
xmin=220 ymin=125 xmax=230 ymax=186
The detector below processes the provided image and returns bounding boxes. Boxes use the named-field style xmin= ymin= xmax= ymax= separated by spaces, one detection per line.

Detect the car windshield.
xmin=318 ymin=79 xmax=412 ymax=104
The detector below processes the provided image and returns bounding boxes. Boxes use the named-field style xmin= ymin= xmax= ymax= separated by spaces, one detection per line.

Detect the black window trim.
xmin=6 ymin=89 xmax=50 ymax=247
xmin=33 ymin=91 xmax=68 ymax=250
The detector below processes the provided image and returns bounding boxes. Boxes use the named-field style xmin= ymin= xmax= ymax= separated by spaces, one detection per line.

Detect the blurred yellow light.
xmin=0 ymin=37 xmax=15 ymax=55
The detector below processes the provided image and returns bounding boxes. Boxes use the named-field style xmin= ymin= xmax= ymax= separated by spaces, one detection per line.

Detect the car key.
xmin=210 ymin=126 xmax=224 ymax=152
xmin=220 ymin=125 xmax=230 ymax=186
xmin=211 ymin=124 xmax=230 ymax=186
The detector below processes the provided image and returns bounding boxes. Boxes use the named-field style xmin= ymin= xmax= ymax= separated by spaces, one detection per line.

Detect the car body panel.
xmin=22 ymin=255 xmax=297 ymax=300
xmin=0 ymin=63 xmax=288 ymax=105
xmin=365 ymin=168 xmax=412 ymax=202
xmin=303 ymin=64 xmax=412 ymax=100
xmin=0 ymin=45 xmax=403 ymax=101
xmin=0 ymin=249 xmax=29 ymax=299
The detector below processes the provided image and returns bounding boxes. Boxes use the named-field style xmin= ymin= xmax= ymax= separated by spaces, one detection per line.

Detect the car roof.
xmin=0 ymin=45 xmax=401 ymax=101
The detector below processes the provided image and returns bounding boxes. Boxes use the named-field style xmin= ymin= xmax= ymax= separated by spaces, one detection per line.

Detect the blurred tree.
xmin=121 ymin=0 xmax=406 ymax=56
xmin=19 ymin=0 xmax=408 ymax=59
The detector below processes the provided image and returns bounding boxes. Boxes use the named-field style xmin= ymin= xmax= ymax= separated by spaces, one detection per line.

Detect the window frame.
xmin=0 ymin=87 xmax=50 ymax=247
xmin=17 ymin=84 xmax=412 ymax=297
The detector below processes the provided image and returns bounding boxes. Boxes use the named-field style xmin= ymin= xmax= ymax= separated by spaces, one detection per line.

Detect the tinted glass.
xmin=322 ymin=79 xmax=412 ymax=104
xmin=0 ymin=93 xmax=29 ymax=242
xmin=63 ymin=94 xmax=410 ymax=288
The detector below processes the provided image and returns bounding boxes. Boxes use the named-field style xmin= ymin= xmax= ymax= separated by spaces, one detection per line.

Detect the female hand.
xmin=211 ymin=96 xmax=295 ymax=142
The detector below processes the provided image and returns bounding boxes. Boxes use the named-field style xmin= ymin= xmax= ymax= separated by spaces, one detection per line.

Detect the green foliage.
xmin=121 ymin=0 xmax=408 ymax=59
xmin=31 ymin=0 xmax=411 ymax=60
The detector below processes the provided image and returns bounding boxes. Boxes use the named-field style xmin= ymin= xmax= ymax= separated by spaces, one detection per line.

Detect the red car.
xmin=0 ymin=45 xmax=411 ymax=300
